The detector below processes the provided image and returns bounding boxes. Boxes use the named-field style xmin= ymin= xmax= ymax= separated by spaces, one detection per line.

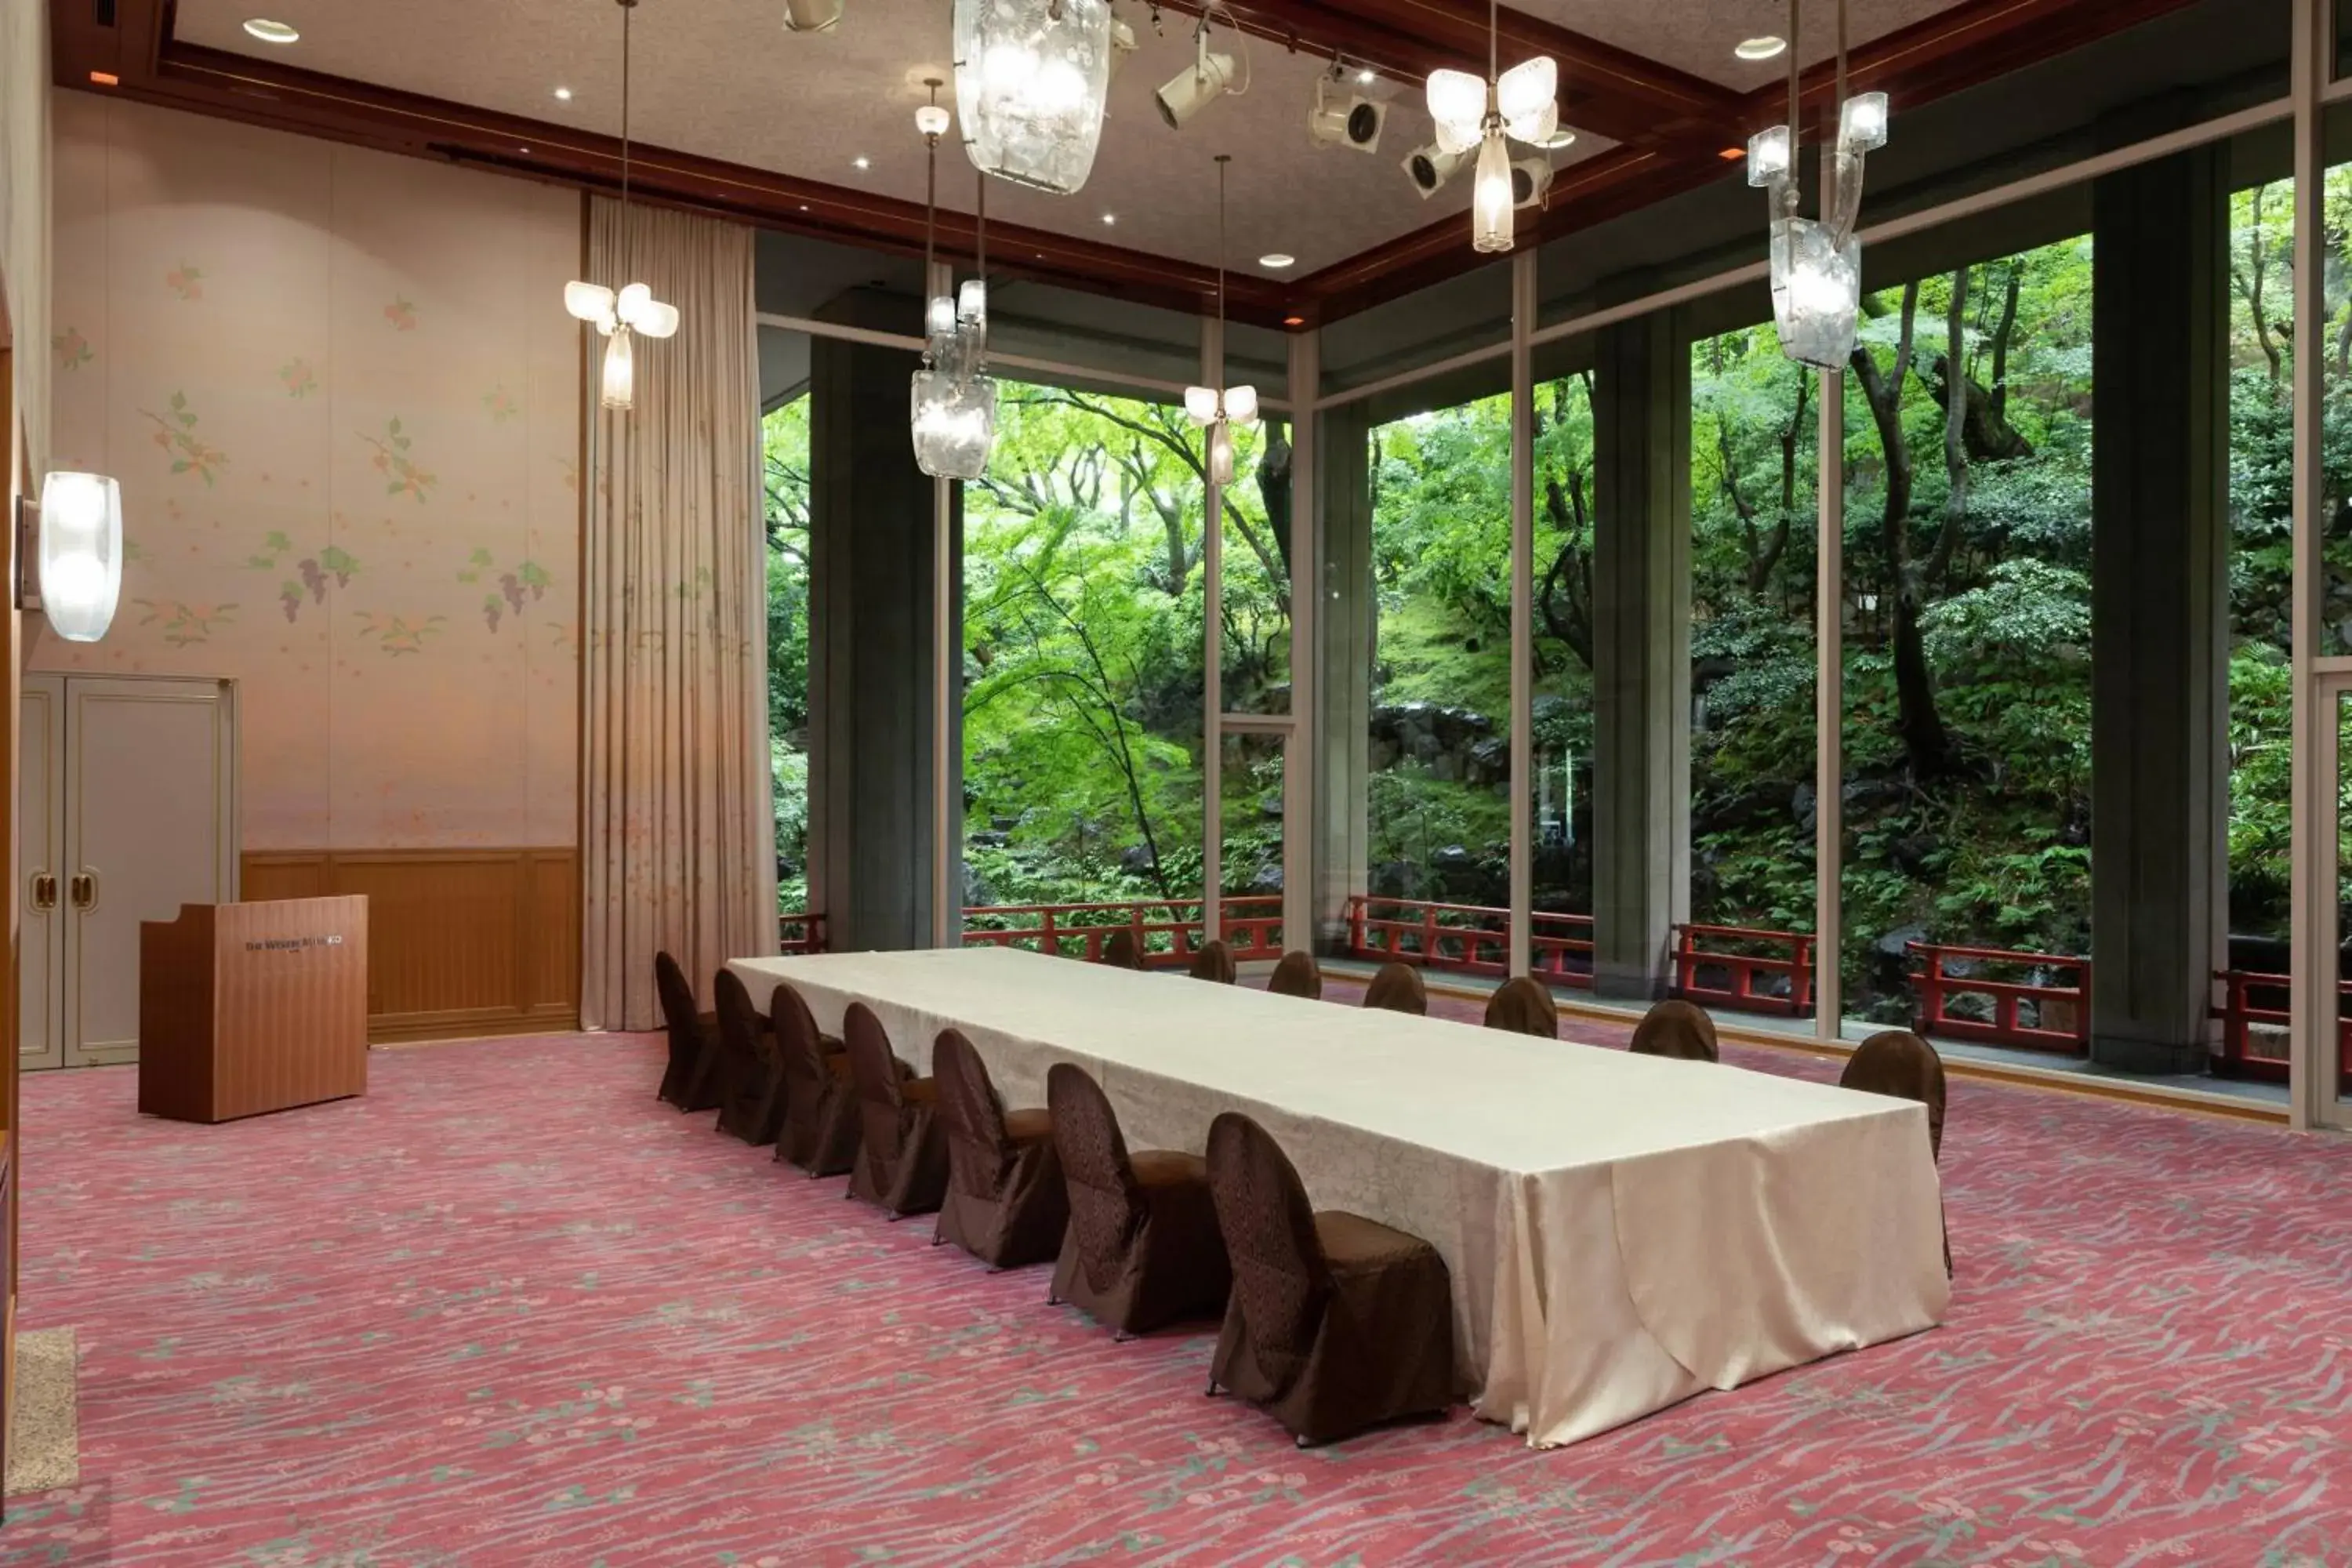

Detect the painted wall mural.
xmin=40 ymin=95 xmax=582 ymax=852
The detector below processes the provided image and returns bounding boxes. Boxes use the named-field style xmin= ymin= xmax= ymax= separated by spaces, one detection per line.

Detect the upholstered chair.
xmin=711 ymin=967 xmax=782 ymax=1145
xmin=1840 ymin=1029 xmax=1951 ymax=1273
xmin=1045 ymin=1062 xmax=1230 ymax=1336
xmin=654 ymin=950 xmax=722 ymax=1110
xmin=1361 ymin=962 xmax=1428 ymax=1015
xmin=1265 ymin=951 xmax=1322 ymax=1000
xmin=932 ymin=1029 xmax=1068 ymax=1268
xmin=771 ymin=980 xmax=858 ymax=1178
xmin=1482 ymin=975 xmax=1558 ymax=1037
xmin=1189 ymin=939 xmax=1238 ymax=984
xmin=843 ymin=1003 xmax=949 ymax=1217
xmin=1629 ymin=998 xmax=1719 ymax=1062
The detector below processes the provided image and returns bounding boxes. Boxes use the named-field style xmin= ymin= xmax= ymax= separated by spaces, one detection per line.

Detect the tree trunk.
xmin=1849 ymin=280 xmax=1958 ymax=779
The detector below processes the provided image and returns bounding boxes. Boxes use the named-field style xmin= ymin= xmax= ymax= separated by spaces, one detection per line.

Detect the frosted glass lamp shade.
xmin=600 ymin=325 xmax=637 ymax=410
xmin=1472 ymin=129 xmax=1514 ymax=254
xmin=1769 ymin=216 xmax=1862 ymax=371
xmin=953 ymin=0 xmax=1113 ymax=194
xmin=782 ymin=0 xmax=844 ymax=32
xmin=916 ymin=103 xmax=952 ymax=138
xmin=1223 ymin=383 xmax=1259 ymax=425
xmin=34 ymin=471 xmax=122 ymax=642
xmin=1425 ymin=68 xmax=1487 ymax=155
xmin=564 ymin=280 xmax=616 ymax=323
xmin=1839 ymin=92 xmax=1889 ymax=154
xmin=1184 ymin=385 xmax=1220 ymax=425
xmin=1207 ymin=421 xmax=1236 ymax=487
xmin=1495 ymin=56 xmax=1557 ymax=144
xmin=615 ymin=281 xmax=654 ymax=324
xmin=912 ymin=370 xmax=998 ymax=479
xmin=1747 ymin=125 xmax=1791 ymax=188
xmin=635 ymin=299 xmax=680 ymax=339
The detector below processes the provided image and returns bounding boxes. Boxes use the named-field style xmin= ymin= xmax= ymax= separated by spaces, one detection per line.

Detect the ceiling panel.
xmin=1512 ymin=0 xmax=1970 ymax=92
xmin=175 ymin=0 xmax=1613 ymax=278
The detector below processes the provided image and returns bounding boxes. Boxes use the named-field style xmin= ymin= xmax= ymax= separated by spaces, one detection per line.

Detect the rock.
xmin=1119 ymin=844 xmax=1158 ymax=877
xmin=1875 ymin=924 xmax=1929 ymax=960
xmin=1250 ymin=863 xmax=1283 ymax=895
xmin=1370 ymin=859 xmax=1415 ymax=898
xmin=1889 ymin=834 xmax=1940 ymax=876
xmin=1258 ymin=789 xmax=1283 ymax=820
xmin=967 ymin=830 xmax=1010 ymax=850
xmin=1466 ymin=737 xmax=1511 ymax=787
xmin=1842 ymin=775 xmax=1907 ymax=815
xmin=1792 ymin=782 xmax=1817 ymax=835
xmin=991 ymin=815 xmax=1022 ymax=832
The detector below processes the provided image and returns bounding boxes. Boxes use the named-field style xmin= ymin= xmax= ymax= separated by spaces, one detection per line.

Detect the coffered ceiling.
xmin=53 ymin=0 xmax=2211 ymax=326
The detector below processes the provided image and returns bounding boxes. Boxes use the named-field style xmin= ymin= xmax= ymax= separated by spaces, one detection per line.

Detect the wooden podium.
xmin=139 ymin=896 xmax=369 ymax=1123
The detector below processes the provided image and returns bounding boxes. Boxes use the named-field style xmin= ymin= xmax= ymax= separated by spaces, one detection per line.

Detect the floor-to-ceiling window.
xmin=959 ymin=383 xmax=1214 ymax=960
xmin=763 ymin=390 xmax=814 ymax=938
xmin=1686 ymin=323 xmax=1819 ymax=1010
xmin=1838 ymin=240 xmax=2095 ymax=1036
xmin=1359 ymin=392 xmax=1515 ymax=970
xmin=1529 ymin=372 xmax=1596 ymax=977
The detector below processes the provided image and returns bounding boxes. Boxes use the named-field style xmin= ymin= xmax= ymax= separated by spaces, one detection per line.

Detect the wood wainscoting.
xmin=241 ymin=849 xmax=579 ymax=1044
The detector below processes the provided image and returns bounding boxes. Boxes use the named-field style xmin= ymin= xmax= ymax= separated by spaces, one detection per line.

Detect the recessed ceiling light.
xmin=1283 ymin=314 xmax=1306 ymax=326
xmin=1534 ymin=128 xmax=1577 ymax=151
xmin=852 ymin=156 xmax=871 ymax=170
xmin=1735 ymin=35 xmax=1787 ymax=61
xmin=1356 ymin=68 xmax=1377 ymax=85
xmin=1102 ymin=212 xmax=1116 ymax=226
xmin=799 ymin=204 xmax=810 ymax=212
xmin=1259 ymin=252 xmax=1295 ymax=268
xmin=243 ymin=17 xmax=299 ymax=44
xmin=554 ymin=86 xmax=574 ymax=102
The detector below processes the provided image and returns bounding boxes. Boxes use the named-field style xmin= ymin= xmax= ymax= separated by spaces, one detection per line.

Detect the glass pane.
xmin=1358 ymin=393 xmax=1513 ymax=976
xmin=1530 ymin=372 xmax=1595 ymax=985
xmin=761 ymin=372 xmax=817 ymax=953
xmin=1221 ymin=419 xmax=1294 ymax=714
xmin=1219 ymin=729 xmax=1287 ymax=960
xmin=961 ymin=383 xmax=1207 ymax=965
xmin=1838 ymin=241 xmax=2094 ymax=1053
xmin=1686 ymin=325 xmax=1817 ymax=1015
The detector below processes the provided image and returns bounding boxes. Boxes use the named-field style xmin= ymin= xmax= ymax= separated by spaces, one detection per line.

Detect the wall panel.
xmin=242 ymin=848 xmax=577 ymax=1042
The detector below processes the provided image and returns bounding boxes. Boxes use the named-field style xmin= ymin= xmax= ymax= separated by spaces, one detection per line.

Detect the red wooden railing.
xmin=779 ymin=912 xmax=826 ymax=955
xmin=962 ymin=896 xmax=1284 ymax=967
xmin=1343 ymin=896 xmax=1595 ymax=988
xmin=2209 ymin=969 xmax=2352 ymax=1089
xmin=1907 ymin=941 xmax=2089 ymax=1054
xmin=1672 ymin=923 xmax=1815 ymax=1016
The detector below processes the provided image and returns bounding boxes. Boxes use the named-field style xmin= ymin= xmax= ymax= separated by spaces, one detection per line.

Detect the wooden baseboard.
xmin=243 ymin=848 xmax=579 ymax=1044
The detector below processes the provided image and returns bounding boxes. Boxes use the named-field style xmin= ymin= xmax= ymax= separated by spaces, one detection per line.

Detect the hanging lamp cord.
xmin=1786 ymin=0 xmax=1798 ymax=169
xmin=1214 ymin=154 xmax=1229 ymax=397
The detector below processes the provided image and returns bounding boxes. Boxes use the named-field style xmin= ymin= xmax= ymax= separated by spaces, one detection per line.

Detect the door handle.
xmin=28 ymin=873 xmax=54 ymax=912
xmin=69 ymin=870 xmax=96 ymax=911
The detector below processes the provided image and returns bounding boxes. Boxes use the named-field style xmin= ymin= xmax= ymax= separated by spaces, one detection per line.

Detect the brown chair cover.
xmin=932 ymin=1029 xmax=1069 ymax=1267
xmin=1204 ymin=1112 xmax=1454 ymax=1446
xmin=1266 ymin=951 xmax=1323 ymax=1000
xmin=843 ymin=1004 xmax=949 ymax=1216
xmin=1189 ymin=939 xmax=1237 ymax=984
xmin=654 ymin=950 xmax=721 ymax=1110
xmin=711 ymin=967 xmax=782 ymax=1145
xmin=1630 ymin=998 xmax=1719 ymax=1062
xmin=1842 ymin=1030 xmax=1948 ymax=1160
xmin=1483 ymin=976 xmax=1558 ymax=1037
xmin=1841 ymin=1029 xmax=1951 ymax=1274
xmin=1361 ymin=962 xmax=1428 ymax=1015
xmin=771 ymin=981 xmax=858 ymax=1177
xmin=1102 ymin=929 xmax=1148 ymax=970
xmin=1045 ymin=1062 xmax=1230 ymax=1335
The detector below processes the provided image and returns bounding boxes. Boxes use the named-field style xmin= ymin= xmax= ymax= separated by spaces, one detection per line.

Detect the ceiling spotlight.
xmin=1356 ymin=68 xmax=1377 ymax=85
xmin=1511 ymin=156 xmax=1553 ymax=210
xmin=242 ymin=17 xmax=299 ymax=44
xmin=1402 ymin=142 xmax=1470 ymax=199
xmin=1102 ymin=212 xmax=1117 ymax=225
xmin=1533 ymin=126 xmax=1577 ymax=151
xmin=1308 ymin=72 xmax=1386 ymax=153
xmin=554 ymin=85 xmax=575 ymax=101
xmin=1259 ymin=252 xmax=1295 ymax=268
xmin=1736 ymin=35 xmax=1788 ymax=61
xmin=1156 ymin=19 xmax=1245 ymax=129
xmin=853 ymin=155 xmax=871 ymax=169
xmin=782 ymin=0 xmax=847 ymax=33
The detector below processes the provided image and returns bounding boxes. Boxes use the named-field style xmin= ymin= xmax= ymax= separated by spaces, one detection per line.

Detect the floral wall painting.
xmin=37 ymin=93 xmax=582 ymax=852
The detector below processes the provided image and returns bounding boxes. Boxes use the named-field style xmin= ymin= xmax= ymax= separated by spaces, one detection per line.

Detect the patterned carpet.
xmin=8 ymin=979 xmax=2352 ymax=1566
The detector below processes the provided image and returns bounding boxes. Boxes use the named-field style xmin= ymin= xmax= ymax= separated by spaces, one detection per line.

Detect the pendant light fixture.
xmin=912 ymin=80 xmax=999 ymax=481
xmin=1748 ymin=0 xmax=1887 ymax=370
xmin=563 ymin=0 xmax=680 ymax=412
xmin=1183 ymin=155 xmax=1258 ymax=487
xmin=952 ymin=0 xmax=1115 ymax=194
xmin=1424 ymin=0 xmax=1559 ymax=254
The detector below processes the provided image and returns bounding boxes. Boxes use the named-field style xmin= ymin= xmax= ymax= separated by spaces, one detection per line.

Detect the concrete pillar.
xmin=2089 ymin=147 xmax=2229 ymax=1073
xmin=808 ymin=289 xmax=963 ymax=952
xmin=1312 ymin=398 xmax=1374 ymax=953
xmin=1589 ymin=312 xmax=1692 ymax=1000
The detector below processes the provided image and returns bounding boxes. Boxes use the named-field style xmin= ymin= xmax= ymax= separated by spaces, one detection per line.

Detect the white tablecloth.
xmin=730 ymin=946 xmax=1949 ymax=1447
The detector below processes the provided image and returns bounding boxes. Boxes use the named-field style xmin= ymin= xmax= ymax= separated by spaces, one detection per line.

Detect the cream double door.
xmin=20 ymin=675 xmax=240 ymax=1071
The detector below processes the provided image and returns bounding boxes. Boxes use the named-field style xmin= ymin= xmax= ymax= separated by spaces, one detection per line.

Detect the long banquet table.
xmin=729 ymin=946 xmax=1949 ymax=1448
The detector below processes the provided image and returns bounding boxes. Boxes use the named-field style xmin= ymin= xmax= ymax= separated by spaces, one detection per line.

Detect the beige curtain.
xmin=582 ymin=197 xmax=775 ymax=1031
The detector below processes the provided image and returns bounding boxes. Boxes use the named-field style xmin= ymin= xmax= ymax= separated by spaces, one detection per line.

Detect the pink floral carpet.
xmin=7 ymin=981 xmax=2352 ymax=1566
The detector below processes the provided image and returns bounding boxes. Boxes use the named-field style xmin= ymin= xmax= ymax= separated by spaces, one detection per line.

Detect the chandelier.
xmin=1424 ymin=0 xmax=1559 ymax=254
xmin=912 ymin=80 xmax=999 ymax=481
xmin=1747 ymin=0 xmax=1887 ymax=370
xmin=951 ymin=0 xmax=1115 ymax=194
xmin=563 ymin=0 xmax=679 ymax=412
xmin=1183 ymin=155 xmax=1258 ymax=487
